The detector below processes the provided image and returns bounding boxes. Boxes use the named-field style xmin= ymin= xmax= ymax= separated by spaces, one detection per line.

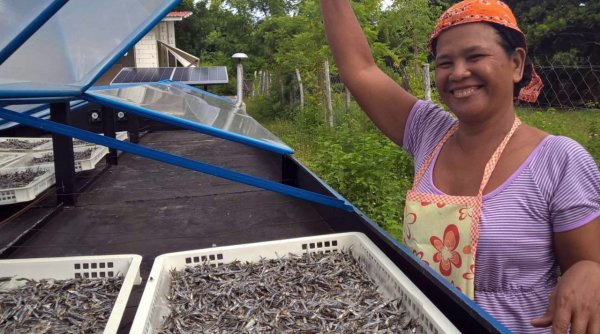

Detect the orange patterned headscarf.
xmin=428 ymin=0 xmax=543 ymax=103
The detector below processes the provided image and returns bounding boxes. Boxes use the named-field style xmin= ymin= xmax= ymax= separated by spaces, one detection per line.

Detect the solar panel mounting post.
xmin=101 ymin=106 xmax=118 ymax=165
xmin=50 ymin=102 xmax=76 ymax=206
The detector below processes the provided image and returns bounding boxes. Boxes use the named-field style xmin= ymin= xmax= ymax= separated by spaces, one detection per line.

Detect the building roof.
xmin=165 ymin=11 xmax=192 ymax=19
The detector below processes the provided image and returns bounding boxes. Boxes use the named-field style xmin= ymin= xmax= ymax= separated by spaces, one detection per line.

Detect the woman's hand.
xmin=531 ymin=260 xmax=600 ymax=334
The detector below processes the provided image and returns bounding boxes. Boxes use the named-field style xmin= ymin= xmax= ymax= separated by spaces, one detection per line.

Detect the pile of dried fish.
xmin=30 ymin=153 xmax=54 ymax=165
xmin=0 ymin=276 xmax=123 ymax=333
xmin=29 ymin=148 xmax=94 ymax=165
xmin=73 ymin=139 xmax=92 ymax=146
xmin=0 ymin=169 xmax=46 ymax=188
xmin=0 ymin=139 xmax=49 ymax=150
xmin=161 ymin=250 xmax=423 ymax=333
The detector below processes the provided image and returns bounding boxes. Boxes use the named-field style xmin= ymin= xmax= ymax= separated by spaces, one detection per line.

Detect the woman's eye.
xmin=468 ymin=54 xmax=484 ymax=61
xmin=436 ymin=62 xmax=451 ymax=68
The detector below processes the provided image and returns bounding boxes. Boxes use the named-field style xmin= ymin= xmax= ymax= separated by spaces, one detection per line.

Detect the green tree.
xmin=505 ymin=0 xmax=600 ymax=64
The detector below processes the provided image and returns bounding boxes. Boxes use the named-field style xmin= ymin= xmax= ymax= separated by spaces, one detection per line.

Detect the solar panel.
xmin=111 ymin=67 xmax=173 ymax=84
xmin=110 ymin=67 xmax=228 ymax=85
xmin=172 ymin=67 xmax=228 ymax=84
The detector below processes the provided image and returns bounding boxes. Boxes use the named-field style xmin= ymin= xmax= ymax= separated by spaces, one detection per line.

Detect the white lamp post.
xmin=232 ymin=53 xmax=248 ymax=110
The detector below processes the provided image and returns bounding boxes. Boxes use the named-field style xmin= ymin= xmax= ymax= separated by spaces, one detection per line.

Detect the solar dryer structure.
xmin=111 ymin=67 xmax=228 ymax=85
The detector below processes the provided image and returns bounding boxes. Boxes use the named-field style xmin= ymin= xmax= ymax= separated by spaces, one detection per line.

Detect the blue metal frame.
xmin=0 ymin=94 xmax=79 ymax=104
xmin=0 ymin=107 xmax=352 ymax=212
xmin=294 ymin=158 xmax=511 ymax=333
xmin=83 ymin=90 xmax=295 ymax=155
xmin=0 ymin=0 xmax=68 ymax=66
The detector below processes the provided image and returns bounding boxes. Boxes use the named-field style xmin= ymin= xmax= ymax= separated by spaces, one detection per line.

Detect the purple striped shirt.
xmin=403 ymin=100 xmax=600 ymax=333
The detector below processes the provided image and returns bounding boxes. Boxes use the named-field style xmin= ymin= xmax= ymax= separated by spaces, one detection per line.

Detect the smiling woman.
xmin=319 ymin=0 xmax=600 ymax=333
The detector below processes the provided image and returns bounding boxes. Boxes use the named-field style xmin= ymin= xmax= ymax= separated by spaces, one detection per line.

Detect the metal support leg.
xmin=128 ymin=114 xmax=140 ymax=144
xmin=282 ymin=155 xmax=298 ymax=186
xmin=50 ymin=102 xmax=76 ymax=206
xmin=101 ymin=106 xmax=118 ymax=165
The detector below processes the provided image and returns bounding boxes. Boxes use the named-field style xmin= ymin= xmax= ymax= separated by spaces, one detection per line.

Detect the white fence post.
xmin=295 ymin=68 xmax=304 ymax=110
xmin=324 ymin=59 xmax=333 ymax=127
xmin=422 ymin=63 xmax=431 ymax=101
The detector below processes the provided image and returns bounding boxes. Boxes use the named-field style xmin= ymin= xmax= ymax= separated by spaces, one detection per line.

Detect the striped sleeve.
xmin=532 ymin=136 xmax=600 ymax=232
xmin=402 ymin=100 xmax=456 ymax=170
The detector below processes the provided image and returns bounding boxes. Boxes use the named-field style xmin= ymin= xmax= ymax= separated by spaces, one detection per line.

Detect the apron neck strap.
xmin=412 ymin=116 xmax=522 ymax=194
xmin=478 ymin=116 xmax=521 ymax=195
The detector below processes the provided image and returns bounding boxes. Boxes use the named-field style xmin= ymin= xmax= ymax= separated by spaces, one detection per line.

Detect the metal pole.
xmin=50 ymin=102 xmax=76 ymax=206
xmin=101 ymin=106 xmax=118 ymax=165
xmin=235 ymin=61 xmax=244 ymax=109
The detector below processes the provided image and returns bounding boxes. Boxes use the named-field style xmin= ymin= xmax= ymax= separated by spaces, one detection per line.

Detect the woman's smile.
xmin=450 ymin=86 xmax=483 ymax=98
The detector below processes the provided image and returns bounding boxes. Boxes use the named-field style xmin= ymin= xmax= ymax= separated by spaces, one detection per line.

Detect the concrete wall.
xmin=134 ymin=26 xmax=158 ymax=68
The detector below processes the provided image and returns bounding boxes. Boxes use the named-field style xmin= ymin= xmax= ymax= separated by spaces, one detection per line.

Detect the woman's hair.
xmin=430 ymin=23 xmax=533 ymax=98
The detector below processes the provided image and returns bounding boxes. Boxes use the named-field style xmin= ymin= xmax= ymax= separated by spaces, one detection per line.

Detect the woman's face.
xmin=434 ymin=23 xmax=525 ymax=122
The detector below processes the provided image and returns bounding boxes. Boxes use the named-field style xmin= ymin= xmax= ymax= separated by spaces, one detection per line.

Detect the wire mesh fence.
xmin=247 ymin=57 xmax=600 ymax=111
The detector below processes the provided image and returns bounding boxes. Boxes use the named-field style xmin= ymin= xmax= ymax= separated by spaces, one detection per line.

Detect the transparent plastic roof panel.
xmin=0 ymin=0 xmax=67 ymax=65
xmin=0 ymin=0 xmax=179 ymax=98
xmin=86 ymin=83 xmax=293 ymax=155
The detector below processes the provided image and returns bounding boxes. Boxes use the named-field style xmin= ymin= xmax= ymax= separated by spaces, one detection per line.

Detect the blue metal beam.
xmin=0 ymin=107 xmax=353 ymax=212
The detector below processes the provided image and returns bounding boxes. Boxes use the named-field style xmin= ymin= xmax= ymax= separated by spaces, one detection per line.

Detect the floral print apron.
xmin=403 ymin=117 xmax=521 ymax=299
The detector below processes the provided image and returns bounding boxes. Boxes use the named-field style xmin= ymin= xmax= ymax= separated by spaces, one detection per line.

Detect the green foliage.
xmin=311 ymin=121 xmax=413 ymax=241
xmin=505 ymin=0 xmax=600 ymax=64
xmin=587 ymin=120 xmax=600 ymax=164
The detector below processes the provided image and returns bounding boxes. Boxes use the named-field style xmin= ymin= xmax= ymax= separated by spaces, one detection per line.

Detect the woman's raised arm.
xmin=320 ymin=0 xmax=418 ymax=146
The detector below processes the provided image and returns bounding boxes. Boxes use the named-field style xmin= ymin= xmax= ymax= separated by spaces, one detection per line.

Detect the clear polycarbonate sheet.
xmin=86 ymin=83 xmax=293 ymax=154
xmin=0 ymin=0 xmax=66 ymax=65
xmin=0 ymin=0 xmax=178 ymax=98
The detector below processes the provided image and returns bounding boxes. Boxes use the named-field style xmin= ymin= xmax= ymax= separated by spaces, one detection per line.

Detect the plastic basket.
xmin=0 ymin=166 xmax=55 ymax=205
xmin=6 ymin=145 xmax=108 ymax=172
xmin=65 ymin=131 xmax=129 ymax=148
xmin=130 ymin=232 xmax=459 ymax=334
xmin=0 ymin=254 xmax=143 ymax=334
xmin=0 ymin=152 xmax=25 ymax=168
xmin=0 ymin=137 xmax=52 ymax=152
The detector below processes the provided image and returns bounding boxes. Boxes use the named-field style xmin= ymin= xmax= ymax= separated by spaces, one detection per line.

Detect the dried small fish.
xmin=28 ymin=148 xmax=94 ymax=165
xmin=0 ymin=169 xmax=46 ymax=188
xmin=161 ymin=250 xmax=424 ymax=333
xmin=0 ymin=276 xmax=123 ymax=333
xmin=0 ymin=139 xmax=49 ymax=150
xmin=30 ymin=153 xmax=54 ymax=165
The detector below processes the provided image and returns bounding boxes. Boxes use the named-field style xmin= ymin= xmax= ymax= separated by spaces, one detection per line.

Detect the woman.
xmin=319 ymin=0 xmax=600 ymax=333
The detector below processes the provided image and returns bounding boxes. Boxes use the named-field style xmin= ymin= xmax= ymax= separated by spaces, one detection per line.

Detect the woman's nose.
xmin=449 ymin=62 xmax=471 ymax=81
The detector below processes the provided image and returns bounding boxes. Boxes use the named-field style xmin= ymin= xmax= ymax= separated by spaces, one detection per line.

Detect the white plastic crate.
xmin=130 ymin=232 xmax=459 ymax=334
xmin=66 ymin=131 xmax=130 ymax=147
xmin=74 ymin=145 xmax=108 ymax=172
xmin=0 ymin=152 xmax=25 ymax=168
xmin=6 ymin=145 xmax=108 ymax=172
xmin=0 ymin=166 xmax=55 ymax=205
xmin=0 ymin=254 xmax=143 ymax=334
xmin=0 ymin=137 xmax=52 ymax=152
